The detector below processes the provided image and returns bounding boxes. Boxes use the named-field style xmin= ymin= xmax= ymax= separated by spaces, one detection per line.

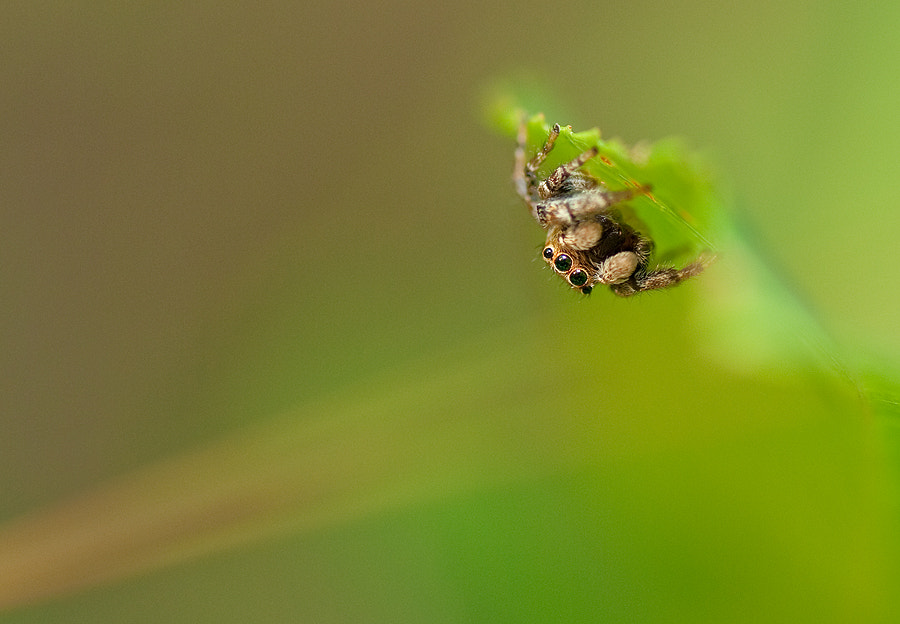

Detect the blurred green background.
xmin=3 ymin=1 xmax=900 ymax=622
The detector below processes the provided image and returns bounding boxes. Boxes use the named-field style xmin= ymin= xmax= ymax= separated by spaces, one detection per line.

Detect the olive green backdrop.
xmin=3 ymin=1 xmax=900 ymax=622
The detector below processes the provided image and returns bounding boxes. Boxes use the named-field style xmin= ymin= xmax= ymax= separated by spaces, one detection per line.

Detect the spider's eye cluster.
xmin=541 ymin=246 xmax=592 ymax=293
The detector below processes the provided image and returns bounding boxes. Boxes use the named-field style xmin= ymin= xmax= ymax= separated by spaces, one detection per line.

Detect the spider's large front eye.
xmin=553 ymin=254 xmax=573 ymax=273
xmin=542 ymin=246 xmax=554 ymax=261
xmin=568 ymin=269 xmax=588 ymax=287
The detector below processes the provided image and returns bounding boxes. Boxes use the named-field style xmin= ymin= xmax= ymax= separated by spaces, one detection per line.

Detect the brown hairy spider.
xmin=514 ymin=119 xmax=711 ymax=296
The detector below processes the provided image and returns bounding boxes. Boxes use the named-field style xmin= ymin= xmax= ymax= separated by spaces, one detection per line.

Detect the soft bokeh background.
xmin=3 ymin=1 xmax=900 ymax=622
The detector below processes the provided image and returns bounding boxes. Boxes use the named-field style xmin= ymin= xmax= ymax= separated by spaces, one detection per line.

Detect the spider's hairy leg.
xmin=538 ymin=145 xmax=599 ymax=199
xmin=611 ymin=254 xmax=716 ymax=297
xmin=527 ymin=123 xmax=561 ymax=176
xmin=514 ymin=120 xmax=562 ymax=203
xmin=536 ymin=185 xmax=650 ymax=228
xmin=513 ymin=116 xmax=531 ymax=203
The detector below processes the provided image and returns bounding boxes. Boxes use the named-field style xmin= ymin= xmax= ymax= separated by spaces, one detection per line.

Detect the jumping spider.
xmin=514 ymin=119 xmax=710 ymax=296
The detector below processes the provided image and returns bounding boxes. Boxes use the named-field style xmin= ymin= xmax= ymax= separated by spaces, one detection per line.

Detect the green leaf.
xmin=508 ymin=112 xmax=721 ymax=268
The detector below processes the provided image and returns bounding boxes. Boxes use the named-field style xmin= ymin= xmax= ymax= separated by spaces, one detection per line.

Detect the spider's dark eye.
xmin=581 ymin=285 xmax=593 ymax=295
xmin=542 ymin=246 xmax=554 ymax=260
xmin=553 ymin=254 xmax=573 ymax=273
xmin=568 ymin=269 xmax=588 ymax=287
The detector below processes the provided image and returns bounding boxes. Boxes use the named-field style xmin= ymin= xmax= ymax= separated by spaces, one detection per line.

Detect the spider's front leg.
xmin=514 ymin=119 xmax=562 ymax=204
xmin=527 ymin=123 xmax=560 ymax=179
xmin=538 ymin=145 xmax=599 ymax=199
xmin=513 ymin=118 xmax=531 ymax=203
xmin=535 ymin=185 xmax=650 ymax=228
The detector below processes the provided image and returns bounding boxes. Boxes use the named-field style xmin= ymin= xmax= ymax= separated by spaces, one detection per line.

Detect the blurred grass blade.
xmin=0 ymin=321 xmax=577 ymax=610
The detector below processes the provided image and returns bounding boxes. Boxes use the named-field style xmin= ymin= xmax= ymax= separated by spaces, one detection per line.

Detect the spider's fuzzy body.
xmin=514 ymin=120 xmax=710 ymax=296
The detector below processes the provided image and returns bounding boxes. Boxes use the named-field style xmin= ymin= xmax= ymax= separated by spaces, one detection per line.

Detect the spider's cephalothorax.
xmin=514 ymin=119 xmax=710 ymax=296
